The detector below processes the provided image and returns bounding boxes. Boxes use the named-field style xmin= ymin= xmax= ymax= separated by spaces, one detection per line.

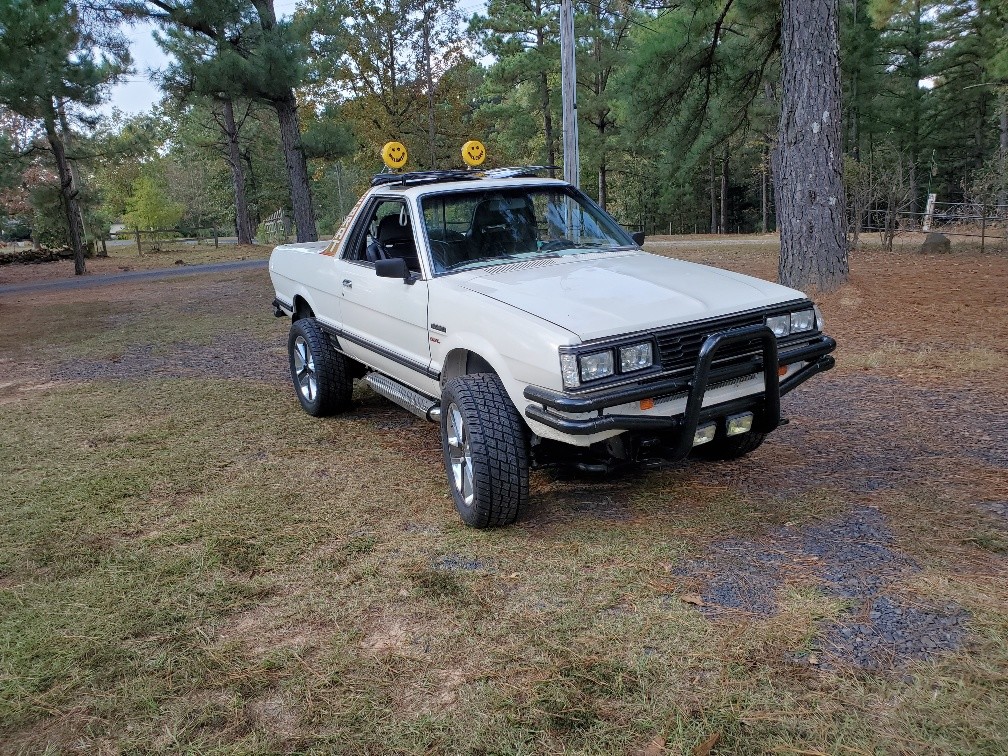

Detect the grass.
xmin=1 ymin=247 xmax=1007 ymax=753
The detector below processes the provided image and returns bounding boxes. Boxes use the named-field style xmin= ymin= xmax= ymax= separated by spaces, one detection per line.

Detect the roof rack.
xmin=480 ymin=166 xmax=558 ymax=179
xmin=370 ymin=170 xmax=477 ymax=187
xmin=369 ymin=165 xmax=561 ymax=188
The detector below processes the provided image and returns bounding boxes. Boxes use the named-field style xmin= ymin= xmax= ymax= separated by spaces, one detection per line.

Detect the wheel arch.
xmin=440 ymin=348 xmax=498 ymax=385
xmin=292 ymin=294 xmax=314 ymax=321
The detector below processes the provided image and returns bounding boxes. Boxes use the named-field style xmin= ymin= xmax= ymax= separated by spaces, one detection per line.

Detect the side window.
xmin=343 ymin=199 xmax=420 ymax=273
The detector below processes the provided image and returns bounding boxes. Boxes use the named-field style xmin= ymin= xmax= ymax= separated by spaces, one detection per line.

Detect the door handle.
xmin=342 ymin=279 xmax=352 ymax=289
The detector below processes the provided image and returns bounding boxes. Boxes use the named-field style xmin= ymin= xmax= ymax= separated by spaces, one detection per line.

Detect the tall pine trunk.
xmin=56 ymin=100 xmax=93 ymax=256
xmin=709 ymin=152 xmax=717 ymax=234
xmin=222 ymin=99 xmax=254 ymax=245
xmin=46 ymin=122 xmax=86 ymax=275
xmin=761 ymin=143 xmax=769 ymax=233
xmin=598 ymin=164 xmax=607 ymax=211
xmin=536 ymin=15 xmax=555 ymax=173
xmin=773 ymin=0 xmax=848 ymax=291
xmin=253 ymin=0 xmax=317 ymax=242
xmin=274 ymin=94 xmax=317 ymax=242
xmin=720 ymin=144 xmax=728 ymax=234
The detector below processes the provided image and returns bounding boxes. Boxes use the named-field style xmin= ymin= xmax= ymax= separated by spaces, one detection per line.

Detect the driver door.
xmin=333 ymin=197 xmax=435 ymax=394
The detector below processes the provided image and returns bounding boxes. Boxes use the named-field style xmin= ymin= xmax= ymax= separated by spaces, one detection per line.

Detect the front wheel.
xmin=287 ymin=318 xmax=353 ymax=416
xmin=440 ymin=374 xmax=529 ymax=528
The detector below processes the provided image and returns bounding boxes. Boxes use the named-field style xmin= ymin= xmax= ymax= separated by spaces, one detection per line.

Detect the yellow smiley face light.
xmin=381 ymin=141 xmax=408 ymax=170
xmin=461 ymin=140 xmax=486 ymax=168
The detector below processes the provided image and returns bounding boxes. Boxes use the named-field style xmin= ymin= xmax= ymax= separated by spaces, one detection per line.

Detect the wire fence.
xmin=857 ymin=198 xmax=1008 ymax=252
xmin=110 ymin=227 xmax=225 ymax=255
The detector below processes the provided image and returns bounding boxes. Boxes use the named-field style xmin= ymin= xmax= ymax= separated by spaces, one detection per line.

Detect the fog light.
xmin=726 ymin=412 xmax=754 ymax=436
xmin=692 ymin=423 xmax=716 ymax=447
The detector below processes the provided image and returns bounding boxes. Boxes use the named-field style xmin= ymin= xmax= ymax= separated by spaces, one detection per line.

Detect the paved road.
xmin=0 ymin=258 xmax=268 ymax=296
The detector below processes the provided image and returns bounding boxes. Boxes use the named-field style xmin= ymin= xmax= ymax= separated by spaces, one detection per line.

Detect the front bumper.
xmin=524 ymin=325 xmax=835 ymax=456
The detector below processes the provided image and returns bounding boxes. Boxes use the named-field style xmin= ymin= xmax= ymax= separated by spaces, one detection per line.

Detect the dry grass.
xmin=1 ymin=242 xmax=1006 ymax=754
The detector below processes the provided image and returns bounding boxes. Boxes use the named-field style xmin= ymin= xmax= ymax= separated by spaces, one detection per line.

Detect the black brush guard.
xmin=524 ymin=325 xmax=835 ymax=461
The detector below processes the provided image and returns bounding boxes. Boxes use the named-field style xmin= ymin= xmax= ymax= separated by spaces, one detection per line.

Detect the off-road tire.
xmin=288 ymin=318 xmax=353 ymax=416
xmin=440 ymin=374 xmax=529 ymax=528
xmin=697 ymin=430 xmax=767 ymax=461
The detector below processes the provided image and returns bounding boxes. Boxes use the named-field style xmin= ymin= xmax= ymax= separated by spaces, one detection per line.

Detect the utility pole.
xmin=559 ymin=0 xmax=579 ymax=188
xmin=423 ymin=3 xmax=436 ymax=168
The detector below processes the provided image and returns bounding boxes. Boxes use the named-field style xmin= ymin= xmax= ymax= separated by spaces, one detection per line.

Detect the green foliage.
xmin=0 ymin=0 xmax=127 ymax=126
xmin=124 ymin=175 xmax=184 ymax=231
xmin=305 ymin=0 xmax=474 ymax=170
xmin=470 ymin=0 xmax=560 ymax=167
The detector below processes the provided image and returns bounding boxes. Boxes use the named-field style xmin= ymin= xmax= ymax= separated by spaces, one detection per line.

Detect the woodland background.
xmin=0 ymin=0 xmax=1006 ymax=261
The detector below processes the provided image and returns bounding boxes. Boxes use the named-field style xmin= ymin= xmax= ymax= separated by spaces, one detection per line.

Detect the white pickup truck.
xmin=269 ymin=168 xmax=835 ymax=527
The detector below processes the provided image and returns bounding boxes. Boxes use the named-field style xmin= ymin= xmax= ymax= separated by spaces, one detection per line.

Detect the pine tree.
xmin=118 ymin=0 xmax=320 ymax=241
xmin=0 ymin=0 xmax=127 ymax=274
xmin=471 ymin=0 xmax=561 ymax=169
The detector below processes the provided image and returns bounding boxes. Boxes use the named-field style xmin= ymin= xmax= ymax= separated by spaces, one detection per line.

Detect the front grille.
xmin=654 ymin=306 xmax=809 ymax=373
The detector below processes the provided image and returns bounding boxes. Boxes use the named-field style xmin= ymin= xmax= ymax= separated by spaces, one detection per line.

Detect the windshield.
xmin=419 ymin=185 xmax=636 ymax=274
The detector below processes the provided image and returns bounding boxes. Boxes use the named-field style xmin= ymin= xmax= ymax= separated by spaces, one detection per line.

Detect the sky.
xmin=104 ymin=21 xmax=169 ymax=116
xmin=104 ymin=1 xmax=302 ymax=116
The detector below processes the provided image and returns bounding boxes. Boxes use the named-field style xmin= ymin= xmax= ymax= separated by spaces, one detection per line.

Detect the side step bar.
xmin=363 ymin=372 xmax=441 ymax=423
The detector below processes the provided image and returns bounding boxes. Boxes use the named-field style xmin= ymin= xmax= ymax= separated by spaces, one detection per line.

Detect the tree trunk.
xmin=273 ymin=94 xmax=318 ymax=242
xmin=598 ymin=164 xmax=607 ymax=211
xmin=720 ymin=143 xmax=729 ymax=235
xmin=222 ymin=98 xmax=254 ymax=245
xmin=46 ymin=122 xmax=86 ymax=275
xmin=709 ymin=152 xmax=717 ymax=234
xmin=56 ymin=100 xmax=90 ymax=257
xmin=423 ymin=5 xmax=436 ymax=168
xmin=761 ymin=143 xmax=769 ymax=233
xmin=907 ymin=0 xmax=922 ymax=216
xmin=536 ymin=9 xmax=555 ymax=173
xmin=774 ymin=0 xmax=848 ymax=291
xmin=252 ymin=0 xmax=318 ymax=242
xmin=243 ymin=148 xmax=261 ymax=228
xmin=1000 ymin=91 xmax=1007 ymax=208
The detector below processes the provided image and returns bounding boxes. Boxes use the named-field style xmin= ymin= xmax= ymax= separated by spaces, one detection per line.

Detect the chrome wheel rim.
xmin=446 ymin=402 xmax=474 ymax=507
xmin=293 ymin=335 xmax=317 ymax=402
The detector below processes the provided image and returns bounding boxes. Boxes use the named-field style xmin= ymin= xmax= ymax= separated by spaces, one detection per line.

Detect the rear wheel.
xmin=440 ymin=374 xmax=529 ymax=528
xmin=697 ymin=430 xmax=767 ymax=461
xmin=288 ymin=318 xmax=353 ymax=416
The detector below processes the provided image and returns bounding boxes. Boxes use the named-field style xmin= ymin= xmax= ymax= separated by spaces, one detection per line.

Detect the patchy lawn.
xmin=1 ymin=241 xmax=1006 ymax=754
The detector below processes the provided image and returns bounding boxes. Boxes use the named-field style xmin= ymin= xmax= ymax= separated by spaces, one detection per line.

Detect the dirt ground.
xmin=1 ymin=237 xmax=1006 ymax=753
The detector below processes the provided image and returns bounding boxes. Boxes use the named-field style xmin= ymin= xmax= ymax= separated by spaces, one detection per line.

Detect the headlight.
xmin=579 ymin=350 xmax=614 ymax=382
xmin=814 ymin=304 xmax=825 ymax=331
xmin=619 ymin=341 xmax=653 ymax=372
xmin=766 ymin=314 xmax=790 ymax=337
xmin=790 ymin=309 xmax=815 ymax=332
xmin=560 ymin=354 xmax=580 ymax=388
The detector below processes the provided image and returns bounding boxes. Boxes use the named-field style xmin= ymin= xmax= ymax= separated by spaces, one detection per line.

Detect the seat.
xmin=469 ymin=197 xmax=537 ymax=259
xmin=376 ymin=213 xmax=419 ymax=271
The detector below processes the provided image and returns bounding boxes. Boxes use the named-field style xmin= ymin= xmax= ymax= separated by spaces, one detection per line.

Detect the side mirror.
xmin=631 ymin=231 xmax=645 ymax=246
xmin=375 ymin=256 xmax=414 ymax=284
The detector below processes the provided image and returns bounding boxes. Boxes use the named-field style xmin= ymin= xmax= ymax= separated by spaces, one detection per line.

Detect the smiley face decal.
xmin=461 ymin=140 xmax=486 ymax=167
xmin=381 ymin=141 xmax=408 ymax=170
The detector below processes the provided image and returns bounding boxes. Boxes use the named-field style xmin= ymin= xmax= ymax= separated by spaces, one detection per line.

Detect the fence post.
xmin=981 ymin=205 xmax=986 ymax=254
xmin=214 ymin=231 xmax=219 ymax=248
xmin=135 ymin=228 xmax=141 ymax=256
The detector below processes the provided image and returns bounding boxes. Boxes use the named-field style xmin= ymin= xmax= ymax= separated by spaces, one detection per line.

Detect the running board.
xmin=363 ymin=372 xmax=440 ymax=423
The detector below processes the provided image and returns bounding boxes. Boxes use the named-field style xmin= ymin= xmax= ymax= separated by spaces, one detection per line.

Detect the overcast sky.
xmin=104 ymin=22 xmax=169 ymax=116
xmin=104 ymin=2 xmax=302 ymax=116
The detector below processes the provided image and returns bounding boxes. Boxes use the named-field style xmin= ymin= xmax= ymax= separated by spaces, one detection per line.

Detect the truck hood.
xmin=459 ymin=251 xmax=807 ymax=341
